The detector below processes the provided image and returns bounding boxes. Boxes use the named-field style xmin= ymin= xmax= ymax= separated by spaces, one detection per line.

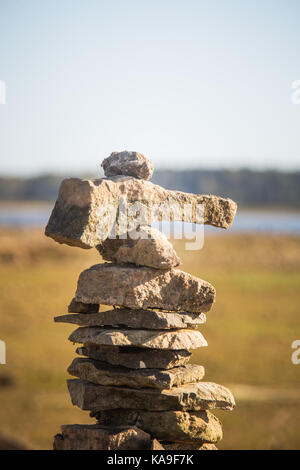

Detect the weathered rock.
xmin=75 ymin=264 xmax=215 ymax=313
xmin=69 ymin=326 xmax=207 ymax=350
xmin=101 ymin=151 xmax=154 ymax=180
xmin=53 ymin=424 xmax=152 ymax=450
xmin=76 ymin=345 xmax=192 ymax=369
xmin=162 ymin=442 xmax=218 ymax=450
xmin=68 ymin=298 xmax=99 ymax=313
xmin=45 ymin=176 xmax=237 ymax=248
xmin=55 ymin=308 xmax=206 ymax=330
xmin=68 ymin=379 xmax=235 ymax=412
xmin=97 ymin=226 xmax=181 ymax=269
xmin=94 ymin=409 xmax=222 ymax=443
xmin=151 ymin=439 xmax=165 ymax=450
xmin=67 ymin=357 xmax=205 ymax=389
xmin=200 ymin=443 xmax=218 ymax=450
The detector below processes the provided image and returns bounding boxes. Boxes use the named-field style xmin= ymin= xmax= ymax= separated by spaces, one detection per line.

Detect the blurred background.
xmin=0 ymin=0 xmax=299 ymax=449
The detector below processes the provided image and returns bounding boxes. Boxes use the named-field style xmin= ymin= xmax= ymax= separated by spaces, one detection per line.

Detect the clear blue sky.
xmin=0 ymin=0 xmax=299 ymax=176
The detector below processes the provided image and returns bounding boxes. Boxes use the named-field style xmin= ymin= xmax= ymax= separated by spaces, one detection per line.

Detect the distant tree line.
xmin=0 ymin=169 xmax=300 ymax=207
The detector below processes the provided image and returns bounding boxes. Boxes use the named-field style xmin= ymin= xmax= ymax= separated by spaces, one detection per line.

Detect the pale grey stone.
xmin=53 ymin=424 xmax=152 ymax=450
xmin=68 ymin=379 xmax=236 ymax=412
xmin=101 ymin=151 xmax=154 ymax=180
xmin=75 ymin=264 xmax=215 ymax=313
xmin=45 ymin=176 xmax=237 ymax=248
xmin=76 ymin=345 xmax=192 ymax=369
xmin=55 ymin=308 xmax=206 ymax=330
xmin=97 ymin=226 xmax=181 ymax=269
xmin=94 ymin=409 xmax=223 ymax=443
xmin=67 ymin=357 xmax=205 ymax=389
xmin=69 ymin=326 xmax=207 ymax=350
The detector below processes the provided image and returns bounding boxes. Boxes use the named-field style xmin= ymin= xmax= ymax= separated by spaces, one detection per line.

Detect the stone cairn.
xmin=46 ymin=151 xmax=237 ymax=450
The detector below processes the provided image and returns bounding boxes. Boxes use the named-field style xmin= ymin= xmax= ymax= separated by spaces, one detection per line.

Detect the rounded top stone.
xmin=101 ymin=151 xmax=154 ymax=180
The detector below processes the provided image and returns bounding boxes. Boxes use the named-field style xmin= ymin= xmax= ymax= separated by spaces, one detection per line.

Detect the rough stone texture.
xmin=67 ymin=357 xmax=205 ymax=390
xmin=101 ymin=151 xmax=154 ymax=180
xmin=69 ymin=326 xmax=207 ymax=350
xmin=45 ymin=176 xmax=237 ymax=248
xmin=200 ymin=443 xmax=218 ymax=450
xmin=68 ymin=297 xmax=99 ymax=313
xmin=55 ymin=309 xmax=206 ymax=330
xmin=53 ymin=424 xmax=152 ymax=450
xmin=97 ymin=226 xmax=181 ymax=269
xmin=75 ymin=264 xmax=215 ymax=313
xmin=151 ymin=439 xmax=165 ymax=450
xmin=68 ymin=379 xmax=235 ymax=412
xmin=76 ymin=345 xmax=192 ymax=369
xmin=162 ymin=442 xmax=217 ymax=450
xmin=94 ymin=409 xmax=222 ymax=443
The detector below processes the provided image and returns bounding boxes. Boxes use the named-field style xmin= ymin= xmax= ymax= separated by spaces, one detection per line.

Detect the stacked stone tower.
xmin=46 ymin=151 xmax=237 ymax=450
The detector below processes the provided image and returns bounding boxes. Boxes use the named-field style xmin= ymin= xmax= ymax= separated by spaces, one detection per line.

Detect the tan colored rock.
xmin=53 ymin=424 xmax=152 ymax=450
xmin=45 ymin=176 xmax=237 ymax=248
xmin=151 ymin=439 xmax=165 ymax=450
xmin=200 ymin=443 xmax=218 ymax=450
xmin=55 ymin=308 xmax=206 ymax=330
xmin=77 ymin=344 xmax=192 ymax=369
xmin=162 ymin=442 xmax=218 ymax=450
xmin=75 ymin=264 xmax=215 ymax=313
xmin=94 ymin=409 xmax=222 ymax=443
xmin=97 ymin=226 xmax=181 ymax=269
xmin=101 ymin=151 xmax=154 ymax=180
xmin=67 ymin=357 xmax=205 ymax=389
xmin=68 ymin=297 xmax=99 ymax=313
xmin=68 ymin=379 xmax=235 ymax=412
xmin=69 ymin=326 xmax=207 ymax=350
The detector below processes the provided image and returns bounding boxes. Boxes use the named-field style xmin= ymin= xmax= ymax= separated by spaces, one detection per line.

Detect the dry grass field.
xmin=0 ymin=228 xmax=299 ymax=449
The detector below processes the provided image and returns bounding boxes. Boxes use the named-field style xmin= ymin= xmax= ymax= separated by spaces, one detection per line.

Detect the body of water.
xmin=0 ymin=206 xmax=300 ymax=235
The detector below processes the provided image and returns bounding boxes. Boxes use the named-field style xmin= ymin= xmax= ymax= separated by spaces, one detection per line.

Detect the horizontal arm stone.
xmin=45 ymin=176 xmax=237 ymax=248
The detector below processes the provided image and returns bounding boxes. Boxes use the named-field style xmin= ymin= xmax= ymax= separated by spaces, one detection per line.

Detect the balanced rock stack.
xmin=46 ymin=151 xmax=238 ymax=450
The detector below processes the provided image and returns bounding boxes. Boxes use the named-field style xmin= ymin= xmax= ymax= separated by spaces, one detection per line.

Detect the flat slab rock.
xmin=67 ymin=357 xmax=205 ymax=390
xmin=97 ymin=226 xmax=181 ymax=269
xmin=101 ymin=151 xmax=154 ymax=180
xmin=69 ymin=326 xmax=207 ymax=350
xmin=94 ymin=409 xmax=222 ymax=444
xmin=76 ymin=344 xmax=192 ymax=369
xmin=75 ymin=264 xmax=215 ymax=313
xmin=55 ymin=308 xmax=206 ymax=330
xmin=68 ymin=379 xmax=235 ymax=412
xmin=53 ymin=424 xmax=154 ymax=450
xmin=45 ymin=176 xmax=237 ymax=248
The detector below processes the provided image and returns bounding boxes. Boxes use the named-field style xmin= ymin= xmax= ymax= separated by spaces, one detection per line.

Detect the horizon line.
xmin=1 ymin=166 xmax=300 ymax=179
